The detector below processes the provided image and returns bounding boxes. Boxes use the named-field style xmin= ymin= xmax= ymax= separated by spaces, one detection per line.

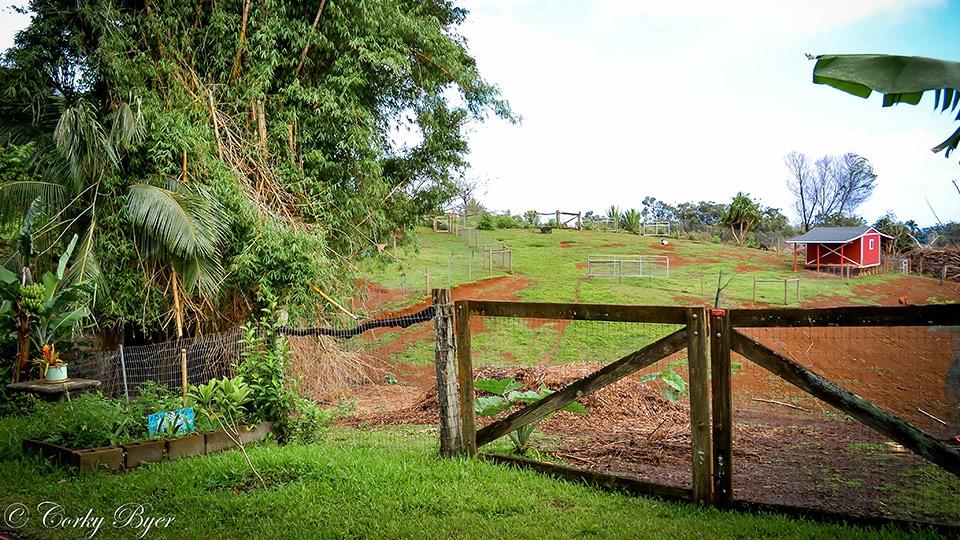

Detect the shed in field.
xmin=786 ymin=226 xmax=892 ymax=274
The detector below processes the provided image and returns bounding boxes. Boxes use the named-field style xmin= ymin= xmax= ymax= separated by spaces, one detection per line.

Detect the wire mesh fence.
xmin=456 ymin=302 xmax=960 ymax=527
xmin=461 ymin=309 xmax=698 ymax=488
xmin=728 ymin=321 xmax=960 ymax=526
xmin=734 ymin=325 xmax=958 ymax=438
xmin=73 ymin=327 xmax=244 ymax=400
xmin=587 ymin=255 xmax=670 ymax=280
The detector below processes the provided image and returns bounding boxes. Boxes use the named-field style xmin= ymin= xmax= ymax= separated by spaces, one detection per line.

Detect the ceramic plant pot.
xmin=44 ymin=365 xmax=68 ymax=383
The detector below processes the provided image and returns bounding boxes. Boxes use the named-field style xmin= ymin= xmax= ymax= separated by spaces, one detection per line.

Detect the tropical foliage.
xmin=720 ymin=192 xmax=762 ymax=245
xmin=811 ymin=54 xmax=960 ymax=163
xmin=0 ymin=0 xmax=514 ymax=338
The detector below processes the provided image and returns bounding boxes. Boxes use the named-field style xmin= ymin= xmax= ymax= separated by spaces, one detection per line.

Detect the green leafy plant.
xmin=234 ymin=301 xmax=330 ymax=444
xmin=132 ymin=380 xmax=183 ymax=416
xmin=190 ymin=375 xmax=264 ymax=489
xmin=236 ymin=307 xmax=290 ymax=424
xmin=639 ymin=368 xmax=687 ymax=403
xmin=474 ymin=377 xmax=587 ymax=454
xmin=189 ymin=376 xmax=253 ymax=425
xmin=37 ymin=393 xmax=143 ymax=449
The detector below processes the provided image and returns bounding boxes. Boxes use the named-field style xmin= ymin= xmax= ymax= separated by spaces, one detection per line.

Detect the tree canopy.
xmin=0 ymin=0 xmax=514 ymax=336
xmin=720 ymin=192 xmax=762 ymax=245
xmin=784 ymin=151 xmax=876 ymax=232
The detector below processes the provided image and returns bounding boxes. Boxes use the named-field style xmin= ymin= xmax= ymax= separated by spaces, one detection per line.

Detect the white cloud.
xmin=0 ymin=6 xmax=31 ymax=54
xmin=460 ymin=0 xmax=958 ymax=227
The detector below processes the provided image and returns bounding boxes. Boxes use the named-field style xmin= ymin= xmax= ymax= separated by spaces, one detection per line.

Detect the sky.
xmin=456 ymin=0 xmax=960 ymax=228
xmin=1 ymin=1 xmax=958 ymax=228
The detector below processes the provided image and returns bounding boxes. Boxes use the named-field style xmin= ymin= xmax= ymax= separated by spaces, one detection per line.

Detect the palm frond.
xmin=53 ymin=101 xmax=119 ymax=191
xmin=0 ymin=180 xmax=65 ymax=228
xmin=126 ymin=183 xmax=227 ymax=260
xmin=109 ymin=99 xmax=145 ymax=150
xmin=61 ymin=225 xmax=108 ymax=308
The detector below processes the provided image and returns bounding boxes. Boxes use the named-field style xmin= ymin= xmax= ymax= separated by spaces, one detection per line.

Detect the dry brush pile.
xmin=909 ymin=247 xmax=960 ymax=282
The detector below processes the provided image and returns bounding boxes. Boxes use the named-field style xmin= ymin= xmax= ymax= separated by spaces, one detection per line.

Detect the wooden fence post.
xmin=433 ymin=289 xmax=462 ymax=457
xmin=455 ymin=300 xmax=477 ymax=456
xmin=687 ymin=307 xmax=712 ymax=505
xmin=710 ymin=310 xmax=733 ymax=507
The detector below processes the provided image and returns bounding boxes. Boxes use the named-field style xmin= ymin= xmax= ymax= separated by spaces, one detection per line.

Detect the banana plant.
xmin=31 ymin=234 xmax=95 ymax=353
xmin=810 ymin=54 xmax=960 ymax=163
xmin=474 ymin=377 xmax=587 ymax=454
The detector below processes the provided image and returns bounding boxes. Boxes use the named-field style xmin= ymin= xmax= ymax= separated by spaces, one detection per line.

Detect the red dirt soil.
xmin=319 ymin=273 xmax=960 ymax=528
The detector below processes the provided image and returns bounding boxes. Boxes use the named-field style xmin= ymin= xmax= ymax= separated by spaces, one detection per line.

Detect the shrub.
xmin=477 ymin=214 xmax=495 ymax=230
xmin=37 ymin=393 xmax=144 ymax=448
xmin=494 ymin=214 xmax=520 ymax=229
xmin=236 ymin=301 xmax=331 ymax=444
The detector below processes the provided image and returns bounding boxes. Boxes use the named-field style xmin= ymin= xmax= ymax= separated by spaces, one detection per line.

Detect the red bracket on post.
xmin=710 ymin=309 xmax=726 ymax=317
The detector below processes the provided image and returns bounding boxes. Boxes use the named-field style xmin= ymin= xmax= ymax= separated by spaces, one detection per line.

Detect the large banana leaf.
xmin=811 ymin=54 xmax=960 ymax=159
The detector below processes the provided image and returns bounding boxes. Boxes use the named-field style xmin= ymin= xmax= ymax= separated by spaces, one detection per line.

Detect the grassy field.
xmin=361 ymin=227 xmax=922 ymax=310
xmin=356 ymin=226 xmax=943 ymax=369
xmin=0 ymin=427 xmax=950 ymax=540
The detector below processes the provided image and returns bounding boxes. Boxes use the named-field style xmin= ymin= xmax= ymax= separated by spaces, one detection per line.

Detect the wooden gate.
xmin=453 ymin=300 xmax=960 ymax=511
xmin=711 ymin=304 xmax=960 ymax=506
xmin=454 ymin=300 xmax=713 ymax=504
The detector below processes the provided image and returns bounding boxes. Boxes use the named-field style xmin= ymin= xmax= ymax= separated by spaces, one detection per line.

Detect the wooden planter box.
xmin=22 ymin=423 xmax=274 ymax=473
xmin=122 ymin=439 xmax=165 ymax=468
xmin=204 ymin=429 xmax=238 ymax=454
xmin=165 ymin=433 xmax=205 ymax=461
xmin=23 ymin=439 xmax=123 ymax=473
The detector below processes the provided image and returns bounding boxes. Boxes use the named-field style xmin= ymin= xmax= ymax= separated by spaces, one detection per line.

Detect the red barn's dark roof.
xmin=786 ymin=226 xmax=892 ymax=244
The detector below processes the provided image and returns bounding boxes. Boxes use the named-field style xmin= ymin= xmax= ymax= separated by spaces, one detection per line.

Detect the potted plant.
xmin=32 ymin=344 xmax=68 ymax=383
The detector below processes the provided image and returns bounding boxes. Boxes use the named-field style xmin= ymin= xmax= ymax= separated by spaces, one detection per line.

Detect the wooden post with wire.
xmin=433 ymin=289 xmax=462 ymax=457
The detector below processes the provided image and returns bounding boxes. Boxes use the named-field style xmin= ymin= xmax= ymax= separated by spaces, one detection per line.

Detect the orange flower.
xmin=43 ymin=344 xmax=51 ymax=363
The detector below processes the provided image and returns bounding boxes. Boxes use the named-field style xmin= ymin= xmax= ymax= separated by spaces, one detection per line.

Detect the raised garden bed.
xmin=23 ymin=422 xmax=274 ymax=473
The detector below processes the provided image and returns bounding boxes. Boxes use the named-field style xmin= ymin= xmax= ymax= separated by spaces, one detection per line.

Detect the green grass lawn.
xmin=361 ymin=227 xmax=914 ymax=309
xmin=0 ymin=427 xmax=949 ymax=539
xmin=356 ymin=227 xmax=925 ymax=369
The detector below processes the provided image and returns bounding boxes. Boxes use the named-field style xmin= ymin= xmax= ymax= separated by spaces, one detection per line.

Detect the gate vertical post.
xmin=433 ymin=289 xmax=462 ymax=457
xmin=687 ymin=307 xmax=712 ymax=505
xmin=710 ymin=310 xmax=733 ymax=506
xmin=455 ymin=300 xmax=477 ymax=456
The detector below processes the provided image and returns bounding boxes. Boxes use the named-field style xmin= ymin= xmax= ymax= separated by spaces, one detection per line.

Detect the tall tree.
xmin=785 ymin=151 xmax=876 ymax=229
xmin=0 ymin=0 xmax=515 ymax=335
xmin=785 ymin=151 xmax=815 ymax=231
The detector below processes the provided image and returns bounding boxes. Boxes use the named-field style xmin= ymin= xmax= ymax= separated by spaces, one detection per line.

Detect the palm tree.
xmin=810 ymin=54 xmax=960 ymax=162
xmin=721 ymin=192 xmax=762 ymax=245
xmin=0 ymin=98 xmax=142 ymax=298
xmin=1 ymin=98 xmax=227 ymax=341
xmin=126 ymin=182 xmax=228 ymax=330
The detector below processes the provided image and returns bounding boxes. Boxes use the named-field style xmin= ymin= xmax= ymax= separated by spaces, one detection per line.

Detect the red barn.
xmin=786 ymin=226 xmax=892 ymax=274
